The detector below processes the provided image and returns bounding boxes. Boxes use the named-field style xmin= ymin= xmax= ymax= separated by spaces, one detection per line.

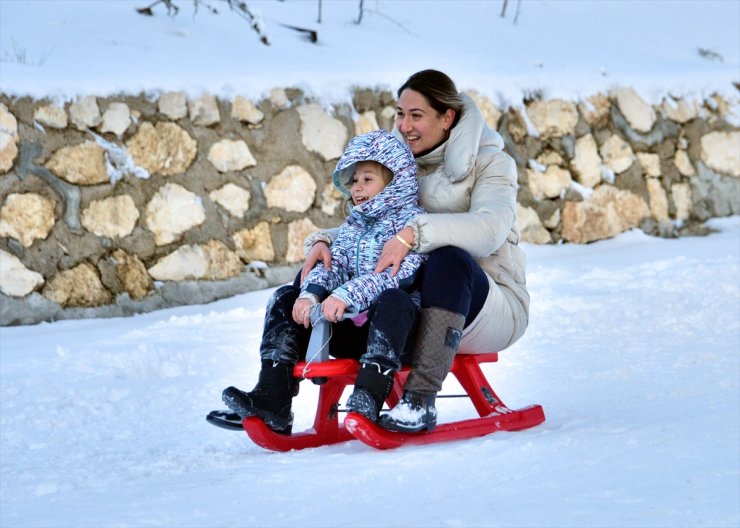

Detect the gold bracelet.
xmin=395 ymin=233 xmax=413 ymax=250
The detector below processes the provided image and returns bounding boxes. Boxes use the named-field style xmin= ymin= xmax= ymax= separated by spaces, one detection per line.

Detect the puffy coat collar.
xmin=393 ymin=92 xmax=505 ymax=183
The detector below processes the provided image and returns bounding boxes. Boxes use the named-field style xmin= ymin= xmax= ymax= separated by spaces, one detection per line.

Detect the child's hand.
xmin=321 ymin=296 xmax=347 ymax=323
xmin=292 ymin=298 xmax=315 ymax=328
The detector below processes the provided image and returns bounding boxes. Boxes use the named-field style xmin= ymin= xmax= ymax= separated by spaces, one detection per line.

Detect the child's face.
xmin=350 ymin=161 xmax=389 ymax=206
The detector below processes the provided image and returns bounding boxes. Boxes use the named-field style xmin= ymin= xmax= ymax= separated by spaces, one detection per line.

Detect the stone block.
xmin=231 ymin=96 xmax=264 ymax=125
xmin=613 ymin=86 xmax=656 ymax=133
xmin=0 ymin=192 xmax=56 ymax=247
xmin=265 ymin=165 xmax=317 ymax=212
xmin=637 ymin=152 xmax=661 ymax=177
xmin=45 ymin=141 xmax=109 ymax=185
xmin=0 ymin=103 xmax=19 ymax=173
xmin=188 ymin=94 xmax=220 ymax=126
xmin=700 ymin=131 xmax=740 ymax=177
xmin=158 ymin=91 xmax=188 ymax=120
xmin=570 ymin=134 xmax=602 ymax=188
xmin=81 ymin=194 xmax=140 ymax=238
xmin=126 ymin=122 xmax=197 ymax=177
xmin=517 ymin=205 xmax=551 ymax=244
xmin=526 ymin=99 xmax=578 ymax=139
xmin=33 ymin=103 xmax=67 ymax=129
xmin=99 ymin=102 xmax=131 ymax=136
xmin=286 ymin=218 xmax=319 ymax=263
xmin=69 ymin=95 xmax=101 ymax=130
xmin=233 ymin=221 xmax=275 ymax=262
xmin=561 ymin=185 xmax=650 ymax=243
xmin=0 ymin=249 xmax=44 ymax=297
xmin=527 ymin=166 xmax=572 ymax=200
xmin=207 ymin=139 xmax=256 ymax=173
xmin=42 ymin=262 xmax=112 ymax=307
xmin=600 ymin=134 xmax=635 ymax=174
xmin=296 ymin=104 xmax=348 ymax=161
xmin=145 ymin=183 xmax=206 ymax=245
xmin=111 ymin=249 xmax=152 ymax=299
xmin=646 ymin=178 xmax=669 ymax=220
xmin=209 ymin=183 xmax=251 ymax=217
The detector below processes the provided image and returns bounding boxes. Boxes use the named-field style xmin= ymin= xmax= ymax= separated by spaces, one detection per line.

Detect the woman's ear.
xmin=444 ymin=109 xmax=456 ymax=130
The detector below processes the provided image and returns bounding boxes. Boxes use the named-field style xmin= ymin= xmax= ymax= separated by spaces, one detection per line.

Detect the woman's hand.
xmin=300 ymin=242 xmax=332 ymax=284
xmin=292 ymin=298 xmax=315 ymax=328
xmin=374 ymin=227 xmax=413 ymax=276
xmin=321 ymin=296 xmax=347 ymax=323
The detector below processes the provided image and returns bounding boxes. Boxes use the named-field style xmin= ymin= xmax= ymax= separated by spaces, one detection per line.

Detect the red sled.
xmin=240 ymin=352 xmax=545 ymax=451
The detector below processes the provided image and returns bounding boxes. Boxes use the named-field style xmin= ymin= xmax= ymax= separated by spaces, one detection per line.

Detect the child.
xmin=221 ymin=129 xmax=426 ymax=434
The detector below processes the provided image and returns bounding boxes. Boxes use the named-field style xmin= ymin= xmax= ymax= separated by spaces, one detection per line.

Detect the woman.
xmin=303 ymin=69 xmax=528 ymax=433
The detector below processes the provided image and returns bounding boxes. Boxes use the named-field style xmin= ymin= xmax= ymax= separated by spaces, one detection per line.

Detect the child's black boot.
xmin=222 ymin=360 xmax=298 ymax=435
xmin=346 ymin=363 xmax=395 ymax=422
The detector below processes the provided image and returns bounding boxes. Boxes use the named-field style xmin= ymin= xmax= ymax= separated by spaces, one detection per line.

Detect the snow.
xmin=1 ymin=218 xmax=738 ymax=527
xmin=1 ymin=1 xmax=739 ymax=526
xmin=1 ymin=0 xmax=738 ymax=105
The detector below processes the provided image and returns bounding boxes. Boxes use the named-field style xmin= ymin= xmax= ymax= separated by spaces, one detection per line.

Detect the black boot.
xmin=346 ymin=363 xmax=395 ymax=422
xmin=222 ymin=360 xmax=298 ymax=435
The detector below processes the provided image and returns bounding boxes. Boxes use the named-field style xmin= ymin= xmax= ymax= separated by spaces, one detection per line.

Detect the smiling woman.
xmin=303 ymin=69 xmax=529 ymax=433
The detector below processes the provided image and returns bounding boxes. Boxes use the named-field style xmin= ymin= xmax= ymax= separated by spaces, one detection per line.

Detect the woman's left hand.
xmin=321 ymin=296 xmax=347 ymax=323
xmin=374 ymin=227 xmax=413 ymax=276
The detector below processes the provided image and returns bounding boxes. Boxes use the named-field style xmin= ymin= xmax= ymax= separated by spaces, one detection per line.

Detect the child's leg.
xmin=361 ymin=288 xmax=419 ymax=371
xmin=222 ymin=285 xmax=309 ymax=434
xmin=342 ymin=289 xmax=420 ymax=421
xmin=259 ymin=285 xmax=311 ymax=364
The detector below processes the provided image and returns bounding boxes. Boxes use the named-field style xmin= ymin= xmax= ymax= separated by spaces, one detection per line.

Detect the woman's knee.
xmin=425 ymin=246 xmax=475 ymax=278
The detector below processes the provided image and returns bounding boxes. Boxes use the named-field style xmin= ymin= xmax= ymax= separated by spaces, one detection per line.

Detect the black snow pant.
xmin=419 ymin=246 xmax=490 ymax=328
xmin=259 ymin=285 xmax=419 ymax=372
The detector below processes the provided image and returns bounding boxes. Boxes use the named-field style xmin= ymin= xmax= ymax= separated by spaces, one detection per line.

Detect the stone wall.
xmin=1 ymin=86 xmax=738 ymax=326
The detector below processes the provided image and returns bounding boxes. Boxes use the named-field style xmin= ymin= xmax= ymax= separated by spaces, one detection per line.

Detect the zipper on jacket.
xmin=355 ymin=218 xmax=376 ymax=276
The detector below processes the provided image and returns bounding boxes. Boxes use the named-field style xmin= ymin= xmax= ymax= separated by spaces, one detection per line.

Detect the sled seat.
xmin=242 ymin=352 xmax=545 ymax=451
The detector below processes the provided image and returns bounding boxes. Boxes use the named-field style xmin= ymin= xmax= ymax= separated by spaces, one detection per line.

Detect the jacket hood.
xmin=332 ymin=129 xmax=419 ymax=218
xmin=392 ymin=92 xmax=505 ymax=183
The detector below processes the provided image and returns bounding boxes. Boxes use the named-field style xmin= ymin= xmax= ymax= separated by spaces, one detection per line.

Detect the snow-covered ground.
xmin=1 ymin=218 xmax=739 ymax=527
xmin=1 ymin=1 xmax=739 ymax=526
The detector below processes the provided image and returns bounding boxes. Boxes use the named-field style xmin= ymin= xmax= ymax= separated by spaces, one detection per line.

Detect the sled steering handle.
xmin=308 ymin=304 xmax=361 ymax=326
xmin=305 ymin=305 xmax=362 ymax=385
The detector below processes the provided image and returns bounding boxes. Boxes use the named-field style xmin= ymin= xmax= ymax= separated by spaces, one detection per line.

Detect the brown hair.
xmin=397 ymin=69 xmax=464 ymax=128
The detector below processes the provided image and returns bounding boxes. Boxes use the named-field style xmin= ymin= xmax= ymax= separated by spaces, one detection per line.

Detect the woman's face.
xmin=396 ymin=89 xmax=454 ymax=156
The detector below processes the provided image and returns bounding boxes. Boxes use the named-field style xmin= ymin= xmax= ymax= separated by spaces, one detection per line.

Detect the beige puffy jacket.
xmin=393 ymin=93 xmax=529 ymax=343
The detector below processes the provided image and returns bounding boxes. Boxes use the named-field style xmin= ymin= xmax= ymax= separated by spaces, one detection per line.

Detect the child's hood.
xmin=332 ymin=130 xmax=419 ymax=216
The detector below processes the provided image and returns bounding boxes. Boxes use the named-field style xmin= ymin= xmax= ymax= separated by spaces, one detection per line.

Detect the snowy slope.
xmin=1 ymin=218 xmax=738 ymax=527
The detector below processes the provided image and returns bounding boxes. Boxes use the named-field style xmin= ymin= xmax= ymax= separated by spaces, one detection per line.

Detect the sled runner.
xmin=344 ymin=352 xmax=545 ymax=450
xmin=208 ymin=308 xmax=545 ymax=451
